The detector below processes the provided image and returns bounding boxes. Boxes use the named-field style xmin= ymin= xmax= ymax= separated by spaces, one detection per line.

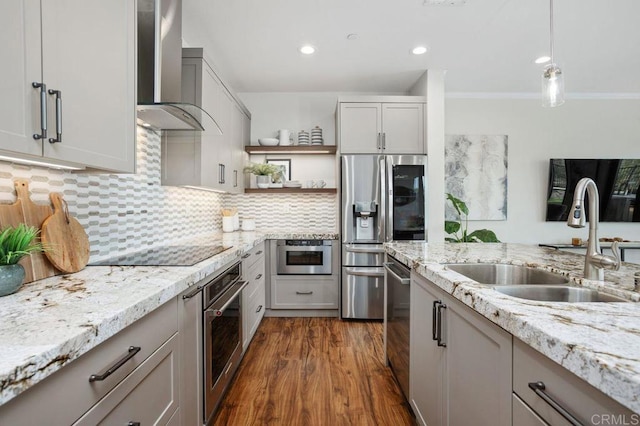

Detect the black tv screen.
xmin=546 ymin=159 xmax=640 ymax=222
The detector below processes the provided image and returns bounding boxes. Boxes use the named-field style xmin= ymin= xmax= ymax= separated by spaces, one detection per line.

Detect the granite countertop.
xmin=385 ymin=242 xmax=640 ymax=414
xmin=0 ymin=230 xmax=337 ymax=406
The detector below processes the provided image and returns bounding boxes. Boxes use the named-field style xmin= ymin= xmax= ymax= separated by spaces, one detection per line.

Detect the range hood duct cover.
xmin=137 ymin=0 xmax=220 ymax=133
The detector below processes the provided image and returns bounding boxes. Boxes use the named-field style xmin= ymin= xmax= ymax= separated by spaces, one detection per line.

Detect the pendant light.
xmin=542 ymin=0 xmax=565 ymax=107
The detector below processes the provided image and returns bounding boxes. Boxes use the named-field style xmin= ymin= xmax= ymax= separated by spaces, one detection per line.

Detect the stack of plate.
xmin=298 ymin=131 xmax=310 ymax=145
xmin=311 ymin=126 xmax=323 ymax=145
xmin=283 ymin=180 xmax=302 ymax=188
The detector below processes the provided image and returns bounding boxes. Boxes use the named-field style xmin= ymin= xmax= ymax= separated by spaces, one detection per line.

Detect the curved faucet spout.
xmin=567 ymin=177 xmax=621 ymax=280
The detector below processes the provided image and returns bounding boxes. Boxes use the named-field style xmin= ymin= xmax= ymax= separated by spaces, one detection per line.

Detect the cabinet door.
xmin=41 ymin=0 xmax=135 ymax=172
xmin=0 ymin=0 xmax=43 ymax=157
xmin=231 ymin=104 xmax=246 ymax=193
xmin=513 ymin=394 xmax=549 ymax=426
xmin=201 ymin=64 xmax=230 ymax=190
xmin=381 ymin=103 xmax=424 ymax=154
xmin=442 ymin=294 xmax=512 ymax=426
xmin=178 ymin=288 xmax=203 ymax=426
xmin=410 ymin=275 xmax=445 ymax=426
xmin=339 ymin=103 xmax=382 ymax=153
xmin=74 ymin=334 xmax=179 ymax=425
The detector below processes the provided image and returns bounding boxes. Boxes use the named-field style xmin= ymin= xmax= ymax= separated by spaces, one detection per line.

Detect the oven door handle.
xmin=344 ymin=268 xmax=384 ymax=278
xmin=205 ymin=280 xmax=249 ymax=316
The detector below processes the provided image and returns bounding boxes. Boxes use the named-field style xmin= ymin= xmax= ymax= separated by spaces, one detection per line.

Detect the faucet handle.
xmin=609 ymin=241 xmax=621 ymax=271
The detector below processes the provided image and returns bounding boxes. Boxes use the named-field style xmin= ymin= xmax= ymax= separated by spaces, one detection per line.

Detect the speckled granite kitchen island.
xmin=385 ymin=242 xmax=640 ymax=414
xmin=0 ymin=230 xmax=337 ymax=407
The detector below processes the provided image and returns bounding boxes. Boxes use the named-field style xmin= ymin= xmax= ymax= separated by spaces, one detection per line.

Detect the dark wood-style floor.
xmin=213 ymin=317 xmax=415 ymax=426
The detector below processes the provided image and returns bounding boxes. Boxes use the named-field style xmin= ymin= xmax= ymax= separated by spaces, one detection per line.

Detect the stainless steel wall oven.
xmin=202 ymin=261 xmax=247 ymax=425
xmin=276 ymin=240 xmax=332 ymax=275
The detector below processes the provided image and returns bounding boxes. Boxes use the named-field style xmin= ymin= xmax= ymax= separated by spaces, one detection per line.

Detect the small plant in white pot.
xmin=0 ymin=224 xmax=45 ymax=296
xmin=243 ymin=163 xmax=281 ymax=188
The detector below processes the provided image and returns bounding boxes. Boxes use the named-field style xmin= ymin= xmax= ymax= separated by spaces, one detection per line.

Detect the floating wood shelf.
xmin=244 ymin=188 xmax=337 ymax=194
xmin=245 ymin=145 xmax=337 ymax=155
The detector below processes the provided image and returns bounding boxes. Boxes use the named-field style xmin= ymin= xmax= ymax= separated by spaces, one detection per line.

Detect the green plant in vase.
xmin=243 ymin=163 xmax=282 ymax=188
xmin=0 ymin=223 xmax=45 ymax=296
xmin=444 ymin=193 xmax=500 ymax=243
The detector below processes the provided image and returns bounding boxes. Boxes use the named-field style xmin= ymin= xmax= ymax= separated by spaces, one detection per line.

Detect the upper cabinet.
xmin=0 ymin=0 xmax=135 ymax=172
xmin=161 ymin=48 xmax=250 ymax=193
xmin=338 ymin=97 xmax=425 ymax=154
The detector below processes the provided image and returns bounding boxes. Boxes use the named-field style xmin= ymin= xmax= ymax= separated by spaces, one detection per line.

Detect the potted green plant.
xmin=444 ymin=193 xmax=500 ymax=243
xmin=243 ymin=163 xmax=282 ymax=188
xmin=0 ymin=223 xmax=45 ymax=296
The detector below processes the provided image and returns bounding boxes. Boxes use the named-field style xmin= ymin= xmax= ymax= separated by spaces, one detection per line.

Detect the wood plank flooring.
xmin=213 ymin=317 xmax=415 ymax=426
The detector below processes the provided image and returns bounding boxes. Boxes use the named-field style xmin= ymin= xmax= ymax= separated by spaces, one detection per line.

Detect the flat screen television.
xmin=546 ymin=159 xmax=640 ymax=222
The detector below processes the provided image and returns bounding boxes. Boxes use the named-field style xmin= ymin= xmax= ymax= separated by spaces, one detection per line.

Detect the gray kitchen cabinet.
xmin=178 ymin=282 xmax=204 ymax=426
xmin=162 ymin=48 xmax=250 ymax=192
xmin=0 ymin=0 xmax=135 ymax=172
xmin=338 ymin=100 xmax=425 ymax=154
xmin=73 ymin=334 xmax=179 ymax=425
xmin=513 ymin=394 xmax=549 ymax=426
xmin=513 ymin=338 xmax=635 ymax=426
xmin=242 ymin=242 xmax=266 ymax=350
xmin=411 ymin=273 xmax=512 ymax=426
xmin=0 ymin=299 xmax=178 ymax=424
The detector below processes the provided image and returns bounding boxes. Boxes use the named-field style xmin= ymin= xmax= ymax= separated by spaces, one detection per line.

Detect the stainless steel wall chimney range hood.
xmin=137 ymin=0 xmax=221 ymax=133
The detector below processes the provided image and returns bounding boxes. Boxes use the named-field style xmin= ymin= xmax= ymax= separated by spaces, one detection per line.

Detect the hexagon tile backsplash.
xmin=0 ymin=127 xmax=337 ymax=262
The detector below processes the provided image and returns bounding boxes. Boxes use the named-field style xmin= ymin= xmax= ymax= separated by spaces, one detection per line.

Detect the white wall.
xmin=445 ymin=97 xmax=640 ymax=262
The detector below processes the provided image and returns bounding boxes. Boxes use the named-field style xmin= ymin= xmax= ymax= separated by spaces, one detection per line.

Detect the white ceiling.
xmin=182 ymin=0 xmax=640 ymax=94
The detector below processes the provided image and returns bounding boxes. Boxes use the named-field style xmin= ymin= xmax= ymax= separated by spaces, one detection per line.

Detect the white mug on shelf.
xmin=317 ymin=180 xmax=327 ymax=188
xmin=278 ymin=129 xmax=291 ymax=146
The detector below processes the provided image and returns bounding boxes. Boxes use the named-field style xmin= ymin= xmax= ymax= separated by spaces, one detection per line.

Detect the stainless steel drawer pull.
xmin=47 ymin=89 xmax=62 ymax=143
xmin=432 ymin=301 xmax=440 ymax=341
xmin=436 ymin=303 xmax=447 ymax=347
xmin=89 ymin=346 xmax=141 ymax=382
xmin=528 ymin=382 xmax=583 ymax=426
xmin=128 ymin=422 xmax=141 ymax=426
xmin=345 ymin=268 xmax=384 ymax=278
xmin=296 ymin=291 xmax=313 ymax=295
xmin=256 ymin=304 xmax=263 ymax=313
xmin=255 ymin=273 xmax=263 ymax=280
xmin=32 ymin=82 xmax=47 ymax=140
xmin=345 ymin=246 xmax=385 ymax=254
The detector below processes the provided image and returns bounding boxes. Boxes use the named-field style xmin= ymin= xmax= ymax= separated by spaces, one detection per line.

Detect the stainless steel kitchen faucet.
xmin=567 ymin=177 xmax=621 ymax=280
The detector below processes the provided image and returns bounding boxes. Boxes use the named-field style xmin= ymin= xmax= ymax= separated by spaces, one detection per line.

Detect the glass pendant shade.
xmin=542 ymin=63 xmax=565 ymax=107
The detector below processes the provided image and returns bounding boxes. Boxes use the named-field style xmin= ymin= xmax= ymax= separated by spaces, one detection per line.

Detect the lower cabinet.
xmin=73 ymin=334 xmax=179 ymax=425
xmin=410 ymin=273 xmax=512 ymax=426
xmin=0 ymin=299 xmax=178 ymax=424
xmin=513 ymin=338 xmax=635 ymax=426
xmin=242 ymin=242 xmax=266 ymax=350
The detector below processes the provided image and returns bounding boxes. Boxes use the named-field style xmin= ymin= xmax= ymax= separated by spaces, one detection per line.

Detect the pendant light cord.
xmin=549 ymin=0 xmax=555 ymax=63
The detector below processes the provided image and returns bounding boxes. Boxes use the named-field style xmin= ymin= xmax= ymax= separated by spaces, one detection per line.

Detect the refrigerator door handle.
xmin=345 ymin=246 xmax=385 ymax=254
xmin=380 ymin=157 xmax=387 ymax=242
xmin=344 ymin=268 xmax=385 ymax=278
xmin=385 ymin=156 xmax=393 ymax=242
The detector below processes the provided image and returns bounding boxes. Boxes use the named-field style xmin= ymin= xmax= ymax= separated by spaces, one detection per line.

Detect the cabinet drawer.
xmin=244 ymin=284 xmax=266 ymax=347
xmin=244 ymin=255 xmax=266 ymax=297
xmin=74 ymin=333 xmax=179 ymax=425
xmin=513 ymin=338 xmax=634 ymax=425
xmin=271 ymin=277 xmax=338 ymax=309
xmin=0 ymin=299 xmax=178 ymax=424
xmin=241 ymin=242 xmax=265 ymax=271
xmin=513 ymin=393 xmax=548 ymax=426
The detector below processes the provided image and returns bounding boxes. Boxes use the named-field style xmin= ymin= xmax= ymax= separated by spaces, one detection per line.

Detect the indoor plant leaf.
xmin=467 ymin=229 xmax=500 ymax=243
xmin=444 ymin=221 xmax=460 ymax=235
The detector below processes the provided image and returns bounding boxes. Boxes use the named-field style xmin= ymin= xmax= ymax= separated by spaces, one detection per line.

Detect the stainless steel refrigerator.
xmin=341 ymin=154 xmax=427 ymax=319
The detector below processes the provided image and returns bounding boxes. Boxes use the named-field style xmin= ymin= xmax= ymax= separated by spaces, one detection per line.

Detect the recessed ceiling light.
xmin=412 ymin=46 xmax=428 ymax=55
xmin=535 ymin=56 xmax=551 ymax=64
xmin=300 ymin=45 xmax=316 ymax=55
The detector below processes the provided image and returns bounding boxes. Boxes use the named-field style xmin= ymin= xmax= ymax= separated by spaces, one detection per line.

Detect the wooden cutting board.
xmin=0 ymin=180 xmax=56 ymax=283
xmin=41 ymin=192 xmax=90 ymax=273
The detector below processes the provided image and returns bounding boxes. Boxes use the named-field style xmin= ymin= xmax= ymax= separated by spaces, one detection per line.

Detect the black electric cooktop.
xmin=90 ymin=245 xmax=231 ymax=266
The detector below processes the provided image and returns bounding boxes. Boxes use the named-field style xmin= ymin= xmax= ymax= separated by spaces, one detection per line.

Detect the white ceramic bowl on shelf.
xmin=258 ymin=138 xmax=279 ymax=146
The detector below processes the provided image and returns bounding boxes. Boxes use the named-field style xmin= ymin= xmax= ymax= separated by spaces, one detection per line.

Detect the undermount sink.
xmin=445 ymin=263 xmax=569 ymax=285
xmin=494 ymin=285 xmax=628 ymax=303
